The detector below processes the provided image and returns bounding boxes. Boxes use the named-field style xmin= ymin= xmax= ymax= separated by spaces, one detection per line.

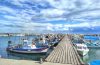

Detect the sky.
xmin=0 ymin=0 xmax=100 ymax=33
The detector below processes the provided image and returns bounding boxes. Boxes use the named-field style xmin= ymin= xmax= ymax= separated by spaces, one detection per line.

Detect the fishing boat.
xmin=6 ymin=39 xmax=49 ymax=54
xmin=75 ymin=44 xmax=89 ymax=56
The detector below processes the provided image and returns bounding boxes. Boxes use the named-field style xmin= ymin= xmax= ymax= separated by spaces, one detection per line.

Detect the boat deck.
xmin=45 ymin=35 xmax=84 ymax=65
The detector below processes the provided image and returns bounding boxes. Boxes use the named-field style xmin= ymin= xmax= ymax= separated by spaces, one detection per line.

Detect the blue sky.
xmin=0 ymin=0 xmax=100 ymax=33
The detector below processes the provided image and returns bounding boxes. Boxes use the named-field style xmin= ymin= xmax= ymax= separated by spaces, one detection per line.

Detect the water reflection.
xmin=6 ymin=51 xmax=46 ymax=61
xmin=0 ymin=36 xmax=45 ymax=61
xmin=81 ymin=48 xmax=100 ymax=63
xmin=82 ymin=54 xmax=89 ymax=63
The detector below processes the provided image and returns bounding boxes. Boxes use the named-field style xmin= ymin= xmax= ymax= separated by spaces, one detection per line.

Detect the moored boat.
xmin=6 ymin=39 xmax=49 ymax=54
xmin=7 ymin=46 xmax=48 ymax=54
xmin=75 ymin=44 xmax=89 ymax=56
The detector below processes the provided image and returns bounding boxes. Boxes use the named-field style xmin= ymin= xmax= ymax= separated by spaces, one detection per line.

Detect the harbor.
xmin=0 ymin=34 xmax=100 ymax=65
xmin=0 ymin=0 xmax=100 ymax=65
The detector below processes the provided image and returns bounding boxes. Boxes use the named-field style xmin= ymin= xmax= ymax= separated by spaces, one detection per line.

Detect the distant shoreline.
xmin=0 ymin=33 xmax=100 ymax=37
xmin=0 ymin=33 xmax=41 ymax=36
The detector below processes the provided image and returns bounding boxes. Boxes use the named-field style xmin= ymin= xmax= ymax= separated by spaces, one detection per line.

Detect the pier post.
xmin=40 ymin=58 xmax=43 ymax=64
xmin=0 ymin=55 xmax=1 ymax=58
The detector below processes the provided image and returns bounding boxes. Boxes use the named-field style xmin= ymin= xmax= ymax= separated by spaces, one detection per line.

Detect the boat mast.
xmin=42 ymin=34 xmax=46 ymax=44
xmin=7 ymin=33 xmax=12 ymax=47
xmin=98 ymin=34 xmax=100 ymax=40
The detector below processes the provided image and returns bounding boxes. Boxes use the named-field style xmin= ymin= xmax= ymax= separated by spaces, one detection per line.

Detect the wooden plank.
xmin=45 ymin=35 xmax=84 ymax=65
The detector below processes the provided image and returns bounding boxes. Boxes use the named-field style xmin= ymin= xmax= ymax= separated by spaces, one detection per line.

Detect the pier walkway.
xmin=45 ymin=35 xmax=84 ymax=65
xmin=0 ymin=58 xmax=68 ymax=65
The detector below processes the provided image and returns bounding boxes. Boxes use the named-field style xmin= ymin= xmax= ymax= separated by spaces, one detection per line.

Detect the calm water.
xmin=83 ymin=35 xmax=100 ymax=63
xmin=0 ymin=36 xmax=100 ymax=63
xmin=82 ymin=48 xmax=100 ymax=63
xmin=0 ymin=36 xmax=46 ymax=61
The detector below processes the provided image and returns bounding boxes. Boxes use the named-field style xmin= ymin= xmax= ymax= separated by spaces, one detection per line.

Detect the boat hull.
xmin=77 ymin=49 xmax=89 ymax=56
xmin=7 ymin=48 xmax=48 ymax=54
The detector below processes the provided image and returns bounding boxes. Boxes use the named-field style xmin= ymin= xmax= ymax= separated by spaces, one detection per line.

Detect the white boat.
xmin=6 ymin=39 xmax=49 ymax=54
xmin=7 ymin=46 xmax=48 ymax=54
xmin=75 ymin=44 xmax=89 ymax=56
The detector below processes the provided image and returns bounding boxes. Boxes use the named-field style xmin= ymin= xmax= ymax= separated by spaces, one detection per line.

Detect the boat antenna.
xmin=7 ymin=33 xmax=12 ymax=47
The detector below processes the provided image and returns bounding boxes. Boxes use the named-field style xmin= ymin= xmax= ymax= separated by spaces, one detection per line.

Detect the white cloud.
xmin=64 ymin=22 xmax=90 ymax=27
xmin=41 ymin=9 xmax=66 ymax=18
xmin=0 ymin=0 xmax=100 ymax=33
xmin=2 ymin=0 xmax=100 ymax=22
xmin=0 ymin=6 xmax=16 ymax=14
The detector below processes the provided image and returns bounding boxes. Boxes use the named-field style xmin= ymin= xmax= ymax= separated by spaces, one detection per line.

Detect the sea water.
xmin=83 ymin=35 xmax=100 ymax=63
xmin=0 ymin=36 xmax=45 ymax=61
xmin=0 ymin=35 xmax=100 ymax=63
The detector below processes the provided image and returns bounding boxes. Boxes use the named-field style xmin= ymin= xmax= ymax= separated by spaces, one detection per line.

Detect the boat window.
xmin=83 ymin=47 xmax=87 ymax=49
xmin=78 ymin=46 xmax=82 ymax=49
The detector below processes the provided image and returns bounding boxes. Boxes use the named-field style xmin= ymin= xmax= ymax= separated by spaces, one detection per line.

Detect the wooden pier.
xmin=45 ymin=35 xmax=84 ymax=65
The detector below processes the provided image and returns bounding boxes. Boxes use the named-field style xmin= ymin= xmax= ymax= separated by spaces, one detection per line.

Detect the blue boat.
xmin=84 ymin=36 xmax=99 ymax=41
xmin=90 ymin=60 xmax=100 ymax=65
xmin=6 ymin=39 xmax=49 ymax=54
